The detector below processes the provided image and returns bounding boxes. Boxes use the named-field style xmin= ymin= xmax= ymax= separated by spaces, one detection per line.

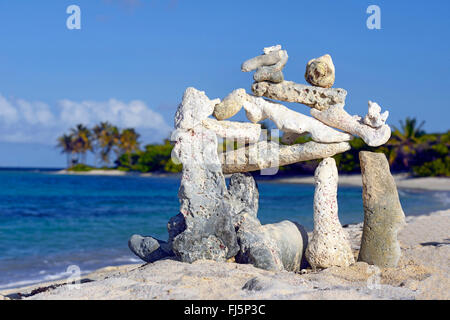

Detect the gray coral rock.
xmin=241 ymin=45 xmax=288 ymax=84
xmin=169 ymin=88 xmax=240 ymax=263
xmin=236 ymin=217 xmax=307 ymax=272
xmin=253 ymin=66 xmax=284 ymax=83
xmin=261 ymin=221 xmax=308 ymax=271
xmin=229 ymin=173 xmax=307 ymax=272
xmin=358 ymin=151 xmax=406 ymax=268
xmin=128 ymin=235 xmax=173 ymax=263
xmin=228 ymin=173 xmax=259 ymax=225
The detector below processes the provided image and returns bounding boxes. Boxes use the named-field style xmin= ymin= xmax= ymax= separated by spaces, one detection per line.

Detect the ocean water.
xmin=0 ymin=170 xmax=449 ymax=290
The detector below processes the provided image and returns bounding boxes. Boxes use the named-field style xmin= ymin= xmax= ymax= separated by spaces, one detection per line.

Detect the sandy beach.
xmin=273 ymin=174 xmax=450 ymax=191
xmin=54 ymin=169 xmax=177 ymax=178
xmin=2 ymin=208 xmax=448 ymax=300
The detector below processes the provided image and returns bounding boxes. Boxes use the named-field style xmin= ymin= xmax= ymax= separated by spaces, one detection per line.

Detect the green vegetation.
xmin=116 ymin=140 xmax=182 ymax=173
xmin=57 ymin=118 xmax=449 ymax=177
xmin=281 ymin=118 xmax=449 ymax=177
xmin=57 ymin=123 xmax=182 ymax=174
xmin=57 ymin=122 xmax=142 ymax=169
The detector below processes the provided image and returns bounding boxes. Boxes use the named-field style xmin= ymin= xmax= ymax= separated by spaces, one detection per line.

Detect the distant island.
xmin=57 ymin=118 xmax=449 ymax=177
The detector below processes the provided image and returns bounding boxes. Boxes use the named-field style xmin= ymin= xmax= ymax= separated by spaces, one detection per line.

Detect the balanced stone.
xmin=241 ymin=45 xmax=288 ymax=84
xmin=305 ymin=54 xmax=335 ymax=88
xmin=221 ymin=140 xmax=350 ymax=174
xmin=253 ymin=66 xmax=284 ymax=83
xmin=310 ymin=103 xmax=391 ymax=147
xmin=241 ymin=46 xmax=288 ymax=72
xmin=213 ymin=88 xmax=247 ymax=120
xmin=305 ymin=158 xmax=355 ymax=269
xmin=212 ymin=88 xmax=351 ymax=143
xmin=241 ymin=91 xmax=352 ymax=143
xmin=252 ymin=81 xmax=347 ymax=111
xmin=358 ymin=151 xmax=406 ymax=268
xmin=202 ymin=118 xmax=261 ymax=143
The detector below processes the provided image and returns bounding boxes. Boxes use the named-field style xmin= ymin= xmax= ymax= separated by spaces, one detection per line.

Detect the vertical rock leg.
xmin=358 ymin=151 xmax=406 ymax=267
xmin=305 ymin=158 xmax=355 ymax=268
xmin=170 ymin=126 xmax=239 ymax=263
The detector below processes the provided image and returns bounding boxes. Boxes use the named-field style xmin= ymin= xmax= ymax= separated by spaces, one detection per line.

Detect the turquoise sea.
xmin=0 ymin=169 xmax=449 ymax=290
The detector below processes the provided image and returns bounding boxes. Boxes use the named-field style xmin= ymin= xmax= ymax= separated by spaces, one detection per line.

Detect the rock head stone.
xmin=358 ymin=151 xmax=406 ymax=268
xmin=305 ymin=54 xmax=335 ymax=88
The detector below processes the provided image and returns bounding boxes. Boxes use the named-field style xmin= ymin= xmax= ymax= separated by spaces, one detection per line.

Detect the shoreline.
xmin=2 ymin=208 xmax=449 ymax=300
xmin=271 ymin=174 xmax=450 ymax=191
xmin=53 ymin=169 xmax=180 ymax=178
xmin=53 ymin=169 xmax=450 ymax=191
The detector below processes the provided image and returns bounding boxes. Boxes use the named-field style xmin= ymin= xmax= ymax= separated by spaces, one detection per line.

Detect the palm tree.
xmin=117 ymin=128 xmax=140 ymax=165
xmin=388 ymin=117 xmax=426 ymax=168
xmin=70 ymin=124 xmax=93 ymax=164
xmin=57 ymin=134 xmax=75 ymax=168
xmin=93 ymin=122 xmax=120 ymax=166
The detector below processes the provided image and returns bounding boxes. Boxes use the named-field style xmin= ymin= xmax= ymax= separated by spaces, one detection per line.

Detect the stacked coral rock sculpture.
xmin=129 ymin=45 xmax=405 ymax=271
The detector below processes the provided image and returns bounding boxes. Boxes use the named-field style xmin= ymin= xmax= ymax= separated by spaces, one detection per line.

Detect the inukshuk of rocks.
xmin=129 ymin=45 xmax=404 ymax=272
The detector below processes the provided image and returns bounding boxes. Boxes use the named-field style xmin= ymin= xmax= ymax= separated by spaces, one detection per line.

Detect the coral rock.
xmin=363 ymin=101 xmax=389 ymax=128
xmin=241 ymin=91 xmax=352 ymax=143
xmin=305 ymin=158 xmax=355 ymax=269
xmin=252 ymin=81 xmax=347 ymax=111
xmin=128 ymin=235 xmax=173 ymax=263
xmin=213 ymin=88 xmax=246 ymax=120
xmin=242 ymin=45 xmax=288 ymax=84
xmin=310 ymin=103 xmax=391 ymax=147
xmin=202 ymin=118 xmax=261 ymax=143
xmin=305 ymin=54 xmax=335 ymax=88
xmin=358 ymin=151 xmax=406 ymax=268
xmin=221 ymin=140 xmax=350 ymax=174
xmin=230 ymin=173 xmax=307 ymax=272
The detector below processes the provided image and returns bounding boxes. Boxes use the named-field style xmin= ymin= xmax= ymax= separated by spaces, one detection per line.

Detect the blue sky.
xmin=0 ymin=0 xmax=449 ymax=167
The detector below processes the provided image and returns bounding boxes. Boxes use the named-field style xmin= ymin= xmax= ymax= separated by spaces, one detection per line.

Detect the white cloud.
xmin=0 ymin=95 xmax=19 ymax=123
xmin=0 ymin=94 xmax=172 ymax=145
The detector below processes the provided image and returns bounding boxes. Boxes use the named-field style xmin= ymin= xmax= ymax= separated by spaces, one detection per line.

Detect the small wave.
xmin=112 ymin=256 xmax=141 ymax=263
xmin=433 ymin=192 xmax=450 ymax=207
xmin=398 ymin=190 xmax=407 ymax=197
xmin=0 ymin=268 xmax=93 ymax=291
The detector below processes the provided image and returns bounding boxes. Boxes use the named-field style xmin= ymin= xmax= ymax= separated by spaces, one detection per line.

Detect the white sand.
xmin=54 ymin=170 xmax=176 ymax=178
xmin=2 ymin=209 xmax=448 ymax=300
xmin=273 ymin=174 xmax=450 ymax=191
